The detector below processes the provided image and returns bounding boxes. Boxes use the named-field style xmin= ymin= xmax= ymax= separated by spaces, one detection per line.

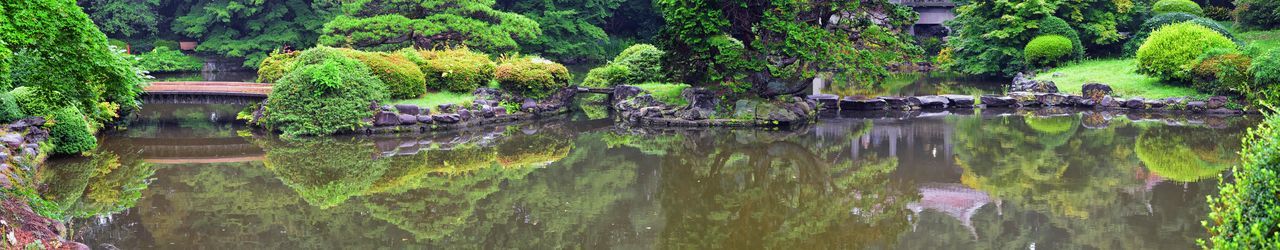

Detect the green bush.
xmin=1124 ymin=13 xmax=1237 ymax=56
xmin=257 ymin=51 xmax=299 ymax=83
xmin=152 ymin=40 xmax=179 ymax=50
xmin=264 ymin=51 xmax=388 ymax=136
xmin=1153 ymin=0 xmax=1203 ymax=16
xmin=0 ymin=92 xmax=24 ymax=123
xmin=107 ymin=39 xmax=128 ymax=52
xmin=495 ymin=57 xmax=572 ymax=99
xmin=413 ymin=48 xmax=495 ymax=93
xmin=1235 ymin=0 xmax=1280 ymax=30
xmin=581 ymin=64 xmax=630 ymax=88
xmin=1036 ymin=16 xmax=1084 ymax=60
xmin=1024 ymin=35 xmax=1075 ymax=67
xmin=47 ymin=107 xmax=97 ymax=155
xmin=135 ymin=47 xmax=203 ymax=73
xmin=1204 ymin=6 xmax=1233 ymax=21
xmin=1191 ymin=51 xmax=1253 ymax=95
xmin=612 ymin=44 xmax=665 ymax=85
xmin=1136 ymin=22 xmax=1238 ymax=82
xmin=10 ymin=86 xmax=76 ymax=118
xmin=1248 ymin=49 xmax=1280 ymax=107
xmin=342 ymin=50 xmax=425 ymax=99
xmin=1204 ymin=114 xmax=1280 ymax=248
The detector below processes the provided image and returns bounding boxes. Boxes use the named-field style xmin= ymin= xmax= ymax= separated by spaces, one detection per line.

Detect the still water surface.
xmin=41 ymin=104 xmax=1256 ymax=249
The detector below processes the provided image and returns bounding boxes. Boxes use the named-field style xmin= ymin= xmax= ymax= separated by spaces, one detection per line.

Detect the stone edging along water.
xmin=806 ymin=83 xmax=1253 ymax=116
xmin=0 ymin=117 xmax=93 ymax=249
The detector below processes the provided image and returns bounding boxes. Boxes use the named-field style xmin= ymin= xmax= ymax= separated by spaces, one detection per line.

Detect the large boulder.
xmin=416 ymin=115 xmax=434 ymax=124
xmin=457 ymin=109 xmax=473 ymax=121
xmin=394 ymin=104 xmax=421 ymax=115
xmin=1036 ymin=93 xmax=1069 ymax=106
xmin=433 ymin=114 xmax=461 ymax=124
xmin=1124 ymin=98 xmax=1147 ymax=109
xmin=1081 ymin=82 xmax=1113 ymax=102
xmin=373 ymin=112 xmax=401 ymax=126
xmin=909 ymin=96 xmax=950 ymax=109
xmin=1186 ymin=101 xmax=1208 ymax=112
xmin=1207 ymin=96 xmax=1229 ymax=109
xmin=807 ymin=94 xmax=840 ymax=110
xmin=682 ymin=87 xmax=720 ymax=115
xmin=437 ymin=104 xmax=457 ymax=113
xmin=879 ymin=97 xmax=912 ymax=109
xmin=1007 ymin=92 xmax=1040 ymax=106
xmin=839 ymin=97 xmax=888 ymax=111
xmin=1010 ymin=73 xmax=1059 ymax=93
xmin=520 ymin=99 xmax=539 ymax=113
xmin=397 ymin=114 xmax=418 ymax=125
xmin=941 ymin=95 xmax=975 ymax=108
xmin=981 ymin=96 xmax=1017 ymax=107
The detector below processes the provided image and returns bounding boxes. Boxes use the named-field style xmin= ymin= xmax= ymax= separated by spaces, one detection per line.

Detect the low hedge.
xmin=412 ymin=48 xmax=495 ymax=93
xmin=495 ymin=57 xmax=571 ymax=99
xmin=1024 ymin=35 xmax=1075 ymax=67
xmin=47 ymin=107 xmax=97 ymax=155
xmin=342 ymin=50 xmax=426 ymax=99
xmin=1124 ymin=13 xmax=1237 ymax=56
xmin=264 ymin=49 xmax=388 ymax=136
xmin=1205 ymin=114 xmax=1280 ymax=248
xmin=1153 ymin=0 xmax=1203 ymax=16
xmin=1136 ymin=22 xmax=1238 ymax=83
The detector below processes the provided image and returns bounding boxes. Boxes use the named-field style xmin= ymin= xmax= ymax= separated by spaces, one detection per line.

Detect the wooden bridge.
xmin=143 ymin=82 xmax=271 ymax=105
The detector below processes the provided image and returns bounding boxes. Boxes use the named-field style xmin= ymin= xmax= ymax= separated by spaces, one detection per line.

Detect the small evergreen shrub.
xmin=612 ymin=44 xmax=665 ymax=85
xmin=257 ymin=51 xmax=299 ymax=83
xmin=1024 ymin=35 xmax=1074 ymax=67
xmin=1235 ymin=0 xmax=1280 ymax=30
xmin=582 ymin=64 xmax=630 ymax=88
xmin=1249 ymin=49 xmax=1280 ymax=107
xmin=264 ymin=52 xmax=388 ymax=136
xmin=1190 ymin=51 xmax=1253 ymax=95
xmin=495 ymin=57 xmax=571 ymax=99
xmin=1136 ymin=22 xmax=1238 ymax=82
xmin=47 ymin=107 xmax=97 ymax=155
xmin=342 ymin=50 xmax=425 ymax=99
xmin=1037 ymin=16 xmax=1084 ymax=59
xmin=1204 ymin=114 xmax=1280 ymax=248
xmin=152 ymin=40 xmax=180 ymax=50
xmin=135 ymin=47 xmax=203 ymax=73
xmin=1124 ymin=13 xmax=1237 ymax=56
xmin=1153 ymin=0 xmax=1203 ymax=16
xmin=415 ymin=48 xmax=495 ymax=93
xmin=0 ymin=92 xmax=24 ymax=123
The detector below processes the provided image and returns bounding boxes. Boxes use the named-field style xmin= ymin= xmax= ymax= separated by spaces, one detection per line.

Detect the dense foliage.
xmin=1136 ymin=22 xmax=1238 ymax=82
xmin=1205 ymin=114 xmax=1280 ymax=248
xmin=134 ymin=46 xmax=204 ymax=73
xmin=409 ymin=48 xmax=496 ymax=93
xmin=341 ymin=49 xmax=425 ymax=99
xmin=82 ymin=0 xmax=161 ymax=37
xmin=495 ymin=58 xmax=571 ymax=99
xmin=657 ymin=0 xmax=921 ymax=96
xmin=1248 ymin=49 xmax=1280 ymax=108
xmin=1191 ymin=50 xmax=1253 ymax=95
xmin=257 ymin=51 xmax=300 ymax=83
xmin=171 ymin=0 xmax=339 ymax=68
xmin=1123 ymin=13 xmax=1237 ymax=56
xmin=47 ymin=107 xmax=98 ymax=155
xmin=1036 ymin=16 xmax=1084 ymax=60
xmin=494 ymin=0 xmax=660 ymax=63
xmin=1153 ymin=0 xmax=1204 ymax=16
xmin=582 ymin=44 xmax=666 ymax=87
xmin=264 ymin=47 xmax=389 ymax=136
xmin=1024 ymin=35 xmax=1075 ymax=67
xmin=1234 ymin=0 xmax=1280 ymax=30
xmin=320 ymin=0 xmax=540 ymax=53
xmin=0 ymin=92 xmax=23 ymax=123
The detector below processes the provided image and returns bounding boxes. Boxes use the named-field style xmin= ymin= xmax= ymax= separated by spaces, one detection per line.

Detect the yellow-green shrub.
xmin=257 ymin=51 xmax=299 ymax=83
xmin=1153 ymin=0 xmax=1203 ymax=16
xmin=413 ymin=48 xmax=495 ymax=93
xmin=342 ymin=50 xmax=426 ymax=99
xmin=264 ymin=48 xmax=389 ymax=136
xmin=495 ymin=57 xmax=571 ymax=99
xmin=1136 ymin=22 xmax=1238 ymax=82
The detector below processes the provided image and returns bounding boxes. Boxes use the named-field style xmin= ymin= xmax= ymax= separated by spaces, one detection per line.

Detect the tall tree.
xmin=170 ymin=0 xmax=340 ymax=67
xmin=657 ymin=0 xmax=921 ymax=97
xmin=319 ymin=0 xmax=540 ymax=53
xmin=495 ymin=0 xmax=665 ymax=64
xmin=80 ymin=0 xmax=161 ymax=38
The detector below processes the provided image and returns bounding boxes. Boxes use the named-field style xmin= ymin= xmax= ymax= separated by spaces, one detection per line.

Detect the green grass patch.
xmin=634 ymin=82 xmax=691 ymax=107
xmin=391 ymin=91 xmax=475 ymax=112
xmin=1034 ymin=59 xmax=1205 ymax=99
xmin=1239 ymin=29 xmax=1280 ymax=54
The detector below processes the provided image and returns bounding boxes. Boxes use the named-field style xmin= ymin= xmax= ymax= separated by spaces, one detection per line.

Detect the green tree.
xmin=170 ymin=0 xmax=340 ymax=68
xmin=656 ymin=0 xmax=921 ymax=97
xmin=319 ymin=0 xmax=540 ymax=53
xmin=80 ymin=0 xmax=161 ymax=38
xmin=496 ymin=0 xmax=662 ymax=63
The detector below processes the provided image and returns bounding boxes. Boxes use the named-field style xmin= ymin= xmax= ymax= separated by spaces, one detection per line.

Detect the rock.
xmin=613 ymin=85 xmax=645 ymax=100
xmin=755 ymin=102 xmax=802 ymax=123
xmin=520 ymin=99 xmax=539 ymax=113
xmin=981 ymin=96 xmax=1017 ymax=107
xmin=1207 ymin=108 xmax=1244 ymax=115
xmin=1010 ymin=72 xmax=1059 ymax=93
xmin=438 ymin=104 xmax=457 ymax=113
xmin=7 ymin=117 xmax=45 ymax=130
xmin=480 ymin=106 xmax=496 ymax=118
xmin=734 ymin=100 xmax=759 ymax=118
xmin=639 ymin=107 xmax=663 ymax=118
xmin=807 ymin=94 xmax=840 ymax=110
xmin=1144 ymin=100 xmax=1167 ymax=109
xmin=494 ymin=107 xmax=508 ymax=116
xmin=682 ymin=87 xmax=720 ymax=116
xmin=473 ymin=88 xmax=501 ymax=100
xmin=1081 ymin=112 xmax=1111 ymax=129
xmin=1124 ymin=98 xmax=1147 ymax=109
xmin=941 ymin=95 xmax=975 ymax=108
xmin=1207 ymin=96 xmax=1229 ymax=109
xmin=1081 ymin=82 xmax=1112 ymax=102
xmin=22 ymin=147 xmax=35 ymax=158
xmin=397 ymin=114 xmax=417 ymax=125
xmin=433 ymin=114 xmax=461 ymax=124
xmin=1007 ymin=92 xmax=1040 ymax=106
xmin=677 ymin=108 xmax=708 ymax=120
xmin=1186 ymin=101 xmax=1208 ymax=112
xmin=1036 ymin=93 xmax=1069 ymax=106
xmin=0 ymin=134 xmax=22 ymax=148
xmin=880 ymin=97 xmax=912 ymax=109
xmin=380 ymin=105 xmax=396 ymax=112
xmin=416 ymin=115 xmax=434 ymax=124
xmin=458 ymin=109 xmax=473 ymax=121
xmin=1067 ymin=95 xmax=1088 ymax=107
xmin=839 ymin=97 xmax=888 ymax=111
xmin=1098 ymin=96 xmax=1121 ymax=108
xmin=909 ymin=96 xmax=950 ymax=109
xmin=394 ymin=104 xmax=421 ymax=115
xmin=0 ymin=152 xmax=8 ymax=162
xmin=373 ymin=112 xmax=401 ymax=126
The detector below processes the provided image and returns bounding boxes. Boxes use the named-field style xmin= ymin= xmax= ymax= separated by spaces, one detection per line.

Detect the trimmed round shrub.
xmin=1152 ymin=0 xmax=1203 ymax=16
xmin=415 ymin=48 xmax=495 ymax=93
xmin=1234 ymin=0 xmax=1280 ymax=30
xmin=1024 ymin=35 xmax=1074 ymax=67
xmin=1248 ymin=49 xmax=1280 ymax=107
xmin=582 ymin=64 xmax=630 ymax=88
xmin=342 ymin=50 xmax=425 ymax=99
xmin=495 ymin=58 xmax=572 ymax=99
xmin=264 ymin=52 xmax=388 ymax=136
xmin=1123 ymin=13 xmax=1237 ymax=56
xmin=1190 ymin=50 xmax=1252 ymax=94
xmin=0 ymin=92 xmax=24 ymax=123
xmin=1136 ymin=22 xmax=1238 ymax=82
xmin=152 ymin=40 xmax=180 ymax=51
xmin=47 ymin=107 xmax=97 ymax=155
xmin=612 ymin=44 xmax=665 ymax=85
xmin=257 ymin=51 xmax=299 ymax=83
xmin=1205 ymin=114 xmax=1280 ymax=248
xmin=1036 ymin=16 xmax=1084 ymax=59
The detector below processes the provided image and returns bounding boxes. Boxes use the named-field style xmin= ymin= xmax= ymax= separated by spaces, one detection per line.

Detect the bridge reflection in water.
xmin=107 ymin=137 xmax=264 ymax=165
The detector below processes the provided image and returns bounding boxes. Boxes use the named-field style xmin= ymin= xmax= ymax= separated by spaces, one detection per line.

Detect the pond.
xmin=40 ymin=104 xmax=1255 ymax=249
xmin=818 ymin=73 xmax=1008 ymax=97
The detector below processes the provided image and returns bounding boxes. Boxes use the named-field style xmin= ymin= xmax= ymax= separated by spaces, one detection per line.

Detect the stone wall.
xmin=0 ymin=117 xmax=89 ymax=249
xmin=806 ymin=83 xmax=1251 ymax=115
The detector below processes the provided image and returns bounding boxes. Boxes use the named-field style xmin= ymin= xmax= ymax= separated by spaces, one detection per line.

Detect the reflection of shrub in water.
xmin=1136 ymin=127 xmax=1238 ymax=182
xmin=39 ymin=149 xmax=153 ymax=219
xmin=262 ymin=137 xmax=389 ymax=208
xmin=496 ymin=133 xmax=573 ymax=168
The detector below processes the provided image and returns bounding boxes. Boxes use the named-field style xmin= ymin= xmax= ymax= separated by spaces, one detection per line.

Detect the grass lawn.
xmin=633 ymin=82 xmax=691 ymax=106
xmin=1033 ymin=59 xmax=1206 ymax=99
xmin=1239 ymin=29 xmax=1280 ymax=54
xmin=391 ymin=91 xmax=476 ymax=112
